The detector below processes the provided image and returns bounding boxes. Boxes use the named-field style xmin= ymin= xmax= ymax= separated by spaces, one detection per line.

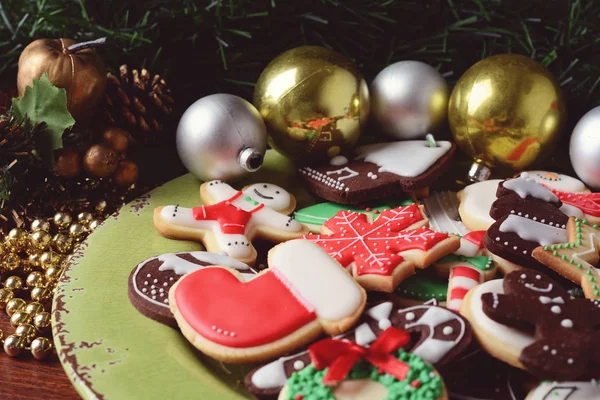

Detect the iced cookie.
xmin=525 ymin=170 xmax=589 ymax=193
xmin=298 ymin=140 xmax=455 ymax=205
xmin=305 ymin=204 xmax=460 ymax=292
xmin=434 ymin=231 xmax=497 ymax=312
xmin=128 ymin=252 xmax=254 ymax=327
xmin=533 ymin=217 xmax=600 ymax=300
xmin=154 ymin=181 xmax=309 ymax=265
xmin=278 ymin=328 xmax=448 ymax=400
xmin=294 ymin=199 xmax=413 ymax=233
xmin=484 ymin=173 xmax=569 ymax=270
xmin=396 ymin=270 xmax=448 ymax=304
xmin=245 ymin=299 xmax=471 ymax=398
xmin=526 ymin=380 xmax=600 ymax=400
xmin=457 ymin=179 xmax=502 ymax=231
xmin=169 ymin=239 xmax=366 ymax=363
xmin=420 ymin=191 xmax=470 ymax=235
xmin=464 ymin=270 xmax=600 ymax=380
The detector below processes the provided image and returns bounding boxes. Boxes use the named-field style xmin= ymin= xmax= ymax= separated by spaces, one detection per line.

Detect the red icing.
xmin=451 ymin=265 xmax=481 ymax=281
xmin=411 ymin=380 xmax=422 ymax=388
xmin=449 ymin=286 xmax=470 ymax=300
xmin=305 ymin=205 xmax=449 ymax=276
xmin=551 ymin=189 xmax=600 ymax=217
xmin=462 ymin=230 xmax=486 ymax=248
xmin=173 ymin=268 xmax=315 ymax=348
xmin=191 ymin=191 xmax=263 ymax=234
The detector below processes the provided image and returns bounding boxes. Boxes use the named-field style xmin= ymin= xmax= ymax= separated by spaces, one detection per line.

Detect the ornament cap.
xmin=238 ymin=147 xmax=264 ymax=172
xmin=467 ymin=161 xmax=491 ymax=183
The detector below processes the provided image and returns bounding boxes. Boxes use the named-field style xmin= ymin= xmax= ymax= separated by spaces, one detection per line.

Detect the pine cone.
xmin=103 ymin=65 xmax=174 ymax=144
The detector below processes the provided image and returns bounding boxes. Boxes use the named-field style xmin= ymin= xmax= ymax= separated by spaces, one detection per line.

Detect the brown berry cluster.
xmin=0 ymin=208 xmax=103 ymax=359
xmin=54 ymin=127 xmax=139 ymax=186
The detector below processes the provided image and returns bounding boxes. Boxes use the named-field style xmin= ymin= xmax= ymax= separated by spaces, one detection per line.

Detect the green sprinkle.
xmin=593 ymin=284 xmax=598 ymax=289
xmin=553 ymin=251 xmax=559 ymax=256
xmin=558 ymin=244 xmax=562 ymax=249
xmin=562 ymin=255 xmax=567 ymax=260
xmin=587 ymin=270 xmax=593 ymax=275
xmin=590 ymin=276 xmax=595 ymax=282
xmin=583 ymin=219 xmax=589 ymax=224
xmin=594 ymin=224 xmax=599 ymax=229
xmin=578 ymin=240 xmax=583 ymax=245
xmin=570 ymin=259 xmax=575 ymax=264
xmin=578 ymin=263 xmax=584 ymax=269
xmin=595 ymin=290 xmax=600 ymax=296
xmin=544 ymin=245 xmax=549 ymax=251
xmin=577 ymin=233 xmax=583 ymax=239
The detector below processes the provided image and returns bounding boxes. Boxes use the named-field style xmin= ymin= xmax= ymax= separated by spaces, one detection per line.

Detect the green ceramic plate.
xmin=52 ymin=151 xmax=316 ymax=399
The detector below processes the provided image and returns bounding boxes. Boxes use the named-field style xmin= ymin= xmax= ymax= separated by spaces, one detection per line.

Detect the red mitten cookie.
xmin=169 ymin=239 xmax=366 ymax=363
xmin=304 ymin=204 xmax=460 ymax=292
xmin=480 ymin=270 xmax=600 ymax=380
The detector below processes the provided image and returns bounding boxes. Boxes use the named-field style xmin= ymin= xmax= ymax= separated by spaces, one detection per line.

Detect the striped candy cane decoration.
xmin=447 ymin=266 xmax=483 ymax=311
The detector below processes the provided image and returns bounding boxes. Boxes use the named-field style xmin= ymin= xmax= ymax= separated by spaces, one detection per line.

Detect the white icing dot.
xmin=293 ymin=360 xmax=305 ymax=370
xmin=535 ymin=275 xmax=541 ymax=280
xmin=442 ymin=326 xmax=454 ymax=335
xmin=551 ymin=305 xmax=561 ymax=314
xmin=551 ymin=349 xmax=557 ymax=355
xmin=217 ymin=328 xmax=222 ymax=333
xmin=163 ymin=299 xmax=168 ymax=304
xmin=163 ymin=282 xmax=168 ymax=287
xmin=141 ymin=288 xmax=147 ymax=293
xmin=405 ymin=312 xmax=415 ymax=321
xmin=211 ymin=325 xmax=216 ymax=330
xmin=153 ymin=279 xmax=158 ymax=283
xmin=151 ymin=290 xmax=156 ymax=295
xmin=143 ymin=281 xmax=148 ymax=285
xmin=169 ymin=277 xmax=174 ymax=281
xmin=567 ymin=358 xmax=574 ymax=364
xmin=561 ymin=319 xmax=573 ymax=328
xmin=146 ymin=274 xmax=151 ymax=278
xmin=543 ymin=345 xmax=549 ymax=351
xmin=520 ymin=274 xmax=527 ymax=279
xmin=378 ymin=319 xmax=392 ymax=330
xmin=151 ymin=296 xmax=156 ymax=300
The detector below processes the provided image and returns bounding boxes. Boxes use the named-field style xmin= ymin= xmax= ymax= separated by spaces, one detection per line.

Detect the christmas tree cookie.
xmin=532 ymin=217 xmax=600 ymax=300
xmin=278 ymin=328 xmax=447 ymax=400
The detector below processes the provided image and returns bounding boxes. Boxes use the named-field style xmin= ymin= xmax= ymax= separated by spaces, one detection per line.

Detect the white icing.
xmin=524 ymin=283 xmax=553 ymax=293
xmin=551 ymin=305 xmax=562 ymax=314
xmin=202 ymin=180 xmax=240 ymax=202
xmin=402 ymin=305 xmax=466 ymax=364
xmin=499 ymin=215 xmax=567 ymax=246
xmin=326 ymin=167 xmax=359 ymax=181
xmin=560 ymin=203 xmax=584 ymax=218
xmin=378 ymin=319 xmax=391 ymax=330
xmin=421 ymin=191 xmax=470 ymax=236
xmin=470 ymin=280 xmax=535 ymax=349
xmin=539 ymin=296 xmax=564 ymax=304
xmin=405 ymin=312 xmax=415 ymax=321
xmin=355 ymin=140 xmax=452 ymax=177
xmin=443 ymin=326 xmax=454 ymax=335
xmin=271 ymin=240 xmax=363 ymax=321
xmin=526 ymin=170 xmax=588 ymax=193
xmin=528 ymin=380 xmax=600 ymax=400
xmin=366 ymin=302 xmax=393 ymax=322
xmin=503 ymin=173 xmax=559 ymax=202
xmin=244 ymin=183 xmax=292 ymax=212
xmin=293 ymin=360 xmax=305 ymax=370
xmin=157 ymin=252 xmax=250 ymax=275
xmin=251 ymin=350 xmax=308 ymax=389
xmin=561 ymin=319 xmax=573 ymax=328
xmin=458 ymin=179 xmax=503 ymax=230
xmin=353 ymin=323 xmax=377 ymax=346
xmin=330 ymin=155 xmax=348 ymax=166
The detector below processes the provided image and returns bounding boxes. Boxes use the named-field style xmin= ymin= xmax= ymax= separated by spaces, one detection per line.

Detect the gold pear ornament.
xmin=17 ymin=37 xmax=107 ymax=122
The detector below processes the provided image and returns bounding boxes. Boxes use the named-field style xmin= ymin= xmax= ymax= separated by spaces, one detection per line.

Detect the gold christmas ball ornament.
xmin=0 ymin=327 xmax=3 ymax=341
xmin=77 ymin=212 xmax=94 ymax=226
xmin=29 ymin=230 xmax=52 ymax=251
xmin=95 ymin=200 xmax=107 ymax=213
xmin=448 ymin=54 xmax=566 ymax=180
xmin=6 ymin=298 xmax=26 ymax=316
xmin=52 ymin=233 xmax=74 ymax=253
xmin=30 ymin=336 xmax=53 ymax=360
xmin=6 ymin=228 xmax=28 ymax=251
xmin=69 ymin=222 xmax=87 ymax=240
xmin=3 ymin=253 xmax=20 ymax=271
xmin=0 ymin=288 xmax=14 ymax=306
xmin=31 ymin=287 xmax=52 ymax=303
xmin=33 ymin=311 xmax=52 ymax=332
xmin=10 ymin=311 xmax=32 ymax=328
xmin=39 ymin=251 xmax=58 ymax=270
xmin=4 ymin=276 xmax=23 ymax=291
xmin=0 ymin=242 xmax=5 ymax=259
xmin=53 ymin=212 xmax=72 ymax=230
xmin=20 ymin=260 xmax=33 ymax=275
xmin=45 ymin=265 xmax=64 ymax=282
xmin=26 ymin=272 xmax=46 ymax=288
xmin=30 ymin=219 xmax=50 ymax=233
xmin=25 ymin=302 xmax=44 ymax=315
xmin=254 ymin=46 xmax=369 ymax=164
xmin=4 ymin=334 xmax=25 ymax=357
xmin=15 ymin=324 xmax=36 ymax=342
xmin=28 ymin=253 xmax=41 ymax=268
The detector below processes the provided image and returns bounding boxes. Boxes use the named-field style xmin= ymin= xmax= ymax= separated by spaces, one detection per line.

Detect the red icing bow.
xmin=308 ymin=327 xmax=411 ymax=386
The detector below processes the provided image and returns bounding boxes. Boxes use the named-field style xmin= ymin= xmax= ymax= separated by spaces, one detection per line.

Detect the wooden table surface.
xmin=0 ymin=317 xmax=78 ymax=399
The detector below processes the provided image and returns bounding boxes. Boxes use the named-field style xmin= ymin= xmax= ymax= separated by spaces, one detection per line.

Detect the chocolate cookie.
xmin=298 ymin=140 xmax=456 ymax=205
xmin=128 ymin=251 xmax=255 ymax=327
xmin=244 ymin=297 xmax=471 ymax=398
xmin=484 ymin=173 xmax=569 ymax=270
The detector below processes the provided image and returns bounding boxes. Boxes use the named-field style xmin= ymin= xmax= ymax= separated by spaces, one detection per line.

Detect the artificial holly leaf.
xmin=12 ymin=73 xmax=75 ymax=159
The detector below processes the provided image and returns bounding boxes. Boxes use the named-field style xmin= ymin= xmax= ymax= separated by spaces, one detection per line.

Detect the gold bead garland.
xmin=0 ymin=211 xmax=102 ymax=360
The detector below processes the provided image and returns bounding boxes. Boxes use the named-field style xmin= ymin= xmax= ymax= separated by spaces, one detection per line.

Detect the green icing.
xmin=285 ymin=349 xmax=443 ymax=400
xmin=436 ymin=254 xmax=492 ymax=271
xmin=396 ymin=269 xmax=447 ymax=301
xmin=294 ymin=199 xmax=414 ymax=226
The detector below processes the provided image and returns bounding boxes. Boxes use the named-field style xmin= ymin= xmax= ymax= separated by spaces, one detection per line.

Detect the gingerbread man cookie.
xmin=154 ymin=181 xmax=308 ymax=265
xmin=304 ymin=204 xmax=460 ymax=292
xmin=128 ymin=251 xmax=254 ymax=327
xmin=245 ymin=298 xmax=472 ymax=398
xmin=533 ymin=217 xmax=600 ymax=300
xmin=476 ymin=270 xmax=600 ymax=380
xmin=299 ymin=140 xmax=456 ymax=205
xmin=484 ymin=173 xmax=569 ymax=270
xmin=169 ymin=239 xmax=366 ymax=363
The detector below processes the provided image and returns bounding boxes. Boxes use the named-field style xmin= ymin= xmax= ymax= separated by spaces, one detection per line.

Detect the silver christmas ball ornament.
xmin=370 ymin=61 xmax=448 ymax=140
xmin=176 ymin=94 xmax=268 ymax=181
xmin=569 ymin=106 xmax=600 ymax=189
